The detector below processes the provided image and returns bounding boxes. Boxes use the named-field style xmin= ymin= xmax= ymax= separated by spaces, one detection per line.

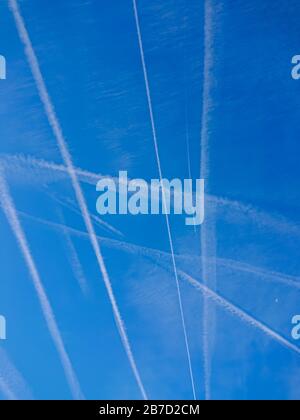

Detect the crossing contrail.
xmin=22 ymin=213 xmax=300 ymax=359
xmin=8 ymin=0 xmax=147 ymax=399
xmin=132 ymin=0 xmax=197 ymax=400
xmin=47 ymin=189 xmax=124 ymax=238
xmin=0 ymin=172 xmax=83 ymax=400
xmin=21 ymin=211 xmax=300 ymax=293
xmin=2 ymin=152 xmax=300 ymax=245
xmin=176 ymin=269 xmax=300 ymax=357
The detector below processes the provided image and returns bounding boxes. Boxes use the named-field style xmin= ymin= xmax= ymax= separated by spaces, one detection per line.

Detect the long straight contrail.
xmin=21 ymin=213 xmax=300 ymax=359
xmin=8 ymin=0 xmax=147 ymax=400
xmin=200 ymin=0 xmax=216 ymax=400
xmin=0 ymin=173 xmax=83 ymax=400
xmin=132 ymin=0 xmax=196 ymax=400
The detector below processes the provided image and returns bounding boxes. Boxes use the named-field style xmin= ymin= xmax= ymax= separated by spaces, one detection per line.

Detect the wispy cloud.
xmin=0 ymin=172 xmax=83 ymax=399
xmin=8 ymin=0 xmax=147 ymax=399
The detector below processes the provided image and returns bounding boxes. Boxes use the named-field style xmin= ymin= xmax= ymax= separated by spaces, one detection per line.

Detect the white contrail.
xmin=0 ymin=347 xmax=33 ymax=400
xmin=183 ymin=55 xmax=196 ymax=235
xmin=4 ymin=153 xmax=300 ymax=291
xmin=132 ymin=0 xmax=196 ymax=400
xmin=0 ymin=173 xmax=83 ymax=400
xmin=182 ymin=4 xmax=196 ymax=234
xmin=216 ymin=257 xmax=300 ymax=290
xmin=176 ymin=269 xmax=300 ymax=357
xmin=57 ymin=209 xmax=89 ymax=296
xmin=21 ymin=211 xmax=300 ymax=294
xmin=3 ymin=152 xmax=300 ymax=244
xmin=200 ymin=0 xmax=216 ymax=400
xmin=8 ymin=0 xmax=147 ymax=399
xmin=21 ymin=214 xmax=300 ymax=359
xmin=48 ymin=189 xmax=124 ymax=238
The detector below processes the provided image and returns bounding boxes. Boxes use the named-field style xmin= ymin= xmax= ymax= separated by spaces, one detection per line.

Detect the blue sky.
xmin=0 ymin=0 xmax=300 ymax=400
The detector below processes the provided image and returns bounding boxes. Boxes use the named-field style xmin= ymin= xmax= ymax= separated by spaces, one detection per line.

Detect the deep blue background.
xmin=0 ymin=0 xmax=300 ymax=400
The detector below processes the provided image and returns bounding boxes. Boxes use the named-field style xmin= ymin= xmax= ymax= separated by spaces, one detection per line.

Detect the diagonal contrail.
xmin=21 ymin=211 xmax=300 ymax=294
xmin=200 ymin=0 xmax=216 ymax=400
xmin=132 ymin=0 xmax=196 ymax=400
xmin=0 ymin=172 xmax=83 ymax=400
xmin=21 ymin=213 xmax=300 ymax=359
xmin=57 ymin=209 xmax=89 ymax=296
xmin=176 ymin=269 xmax=300 ymax=357
xmin=8 ymin=0 xmax=147 ymax=400
xmin=46 ymin=188 xmax=124 ymax=238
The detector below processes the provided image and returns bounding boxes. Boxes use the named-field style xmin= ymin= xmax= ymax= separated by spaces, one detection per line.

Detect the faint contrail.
xmin=21 ymin=211 xmax=300 ymax=293
xmin=8 ymin=0 xmax=147 ymax=399
xmin=0 ymin=347 xmax=33 ymax=400
xmin=200 ymin=0 xmax=216 ymax=400
xmin=0 ymin=173 xmax=83 ymax=400
xmin=183 ymin=5 xmax=196 ymax=235
xmin=47 ymin=189 xmax=124 ymax=238
xmin=57 ymin=209 xmax=89 ymax=296
xmin=0 ymin=378 xmax=16 ymax=400
xmin=132 ymin=0 xmax=196 ymax=399
xmin=22 ymin=213 xmax=300 ymax=359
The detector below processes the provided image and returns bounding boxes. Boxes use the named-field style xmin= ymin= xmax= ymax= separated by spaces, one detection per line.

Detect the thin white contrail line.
xmin=132 ymin=0 xmax=196 ymax=400
xmin=8 ymin=0 xmax=147 ymax=399
xmin=20 ymin=214 xmax=300 ymax=359
xmin=200 ymin=0 xmax=215 ymax=400
xmin=0 ymin=173 xmax=83 ymax=400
